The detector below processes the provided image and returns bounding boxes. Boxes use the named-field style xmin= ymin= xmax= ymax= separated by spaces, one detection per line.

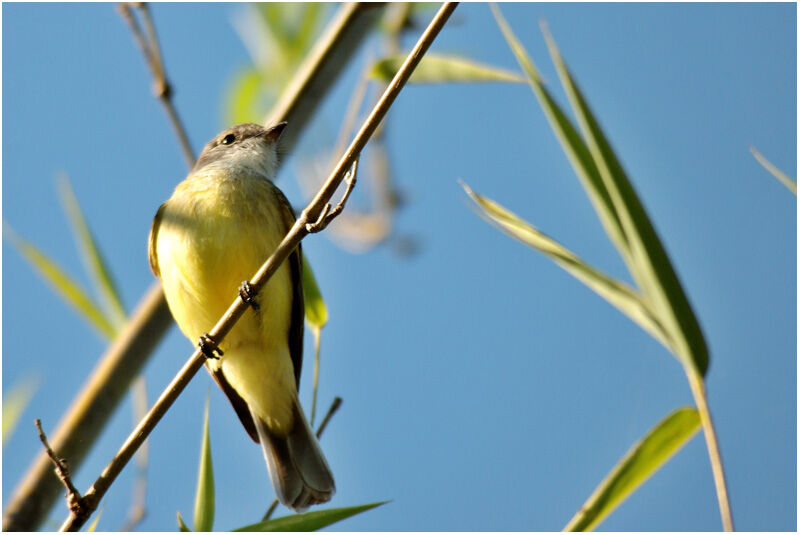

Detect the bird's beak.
xmin=264 ymin=122 xmax=287 ymax=143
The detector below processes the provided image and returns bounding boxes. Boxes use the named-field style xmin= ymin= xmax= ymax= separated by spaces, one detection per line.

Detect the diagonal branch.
xmin=57 ymin=3 xmax=457 ymax=531
xmin=118 ymin=3 xmax=195 ymax=167
xmin=2 ymin=3 xmax=385 ymax=532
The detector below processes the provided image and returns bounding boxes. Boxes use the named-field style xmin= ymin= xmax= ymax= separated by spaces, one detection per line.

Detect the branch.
xmin=117 ymin=3 xmax=195 ymax=167
xmin=34 ymin=420 xmax=84 ymax=515
xmin=58 ymin=3 xmax=457 ymax=530
xmin=2 ymin=4 xmax=385 ymax=531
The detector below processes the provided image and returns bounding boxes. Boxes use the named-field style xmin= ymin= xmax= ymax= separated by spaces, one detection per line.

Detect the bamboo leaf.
xmin=750 ymin=146 xmax=797 ymax=194
xmin=176 ymin=511 xmax=191 ymax=532
xmin=227 ymin=69 xmax=265 ymax=125
xmin=302 ymin=257 xmax=327 ymax=430
xmin=539 ymin=23 xmax=708 ymax=377
xmin=490 ymin=5 xmax=633 ymax=269
xmin=564 ymin=407 xmax=701 ymax=532
xmin=371 ymin=53 xmax=525 ymax=84
xmin=4 ymin=225 xmax=117 ymax=340
xmin=461 ymin=183 xmax=671 ymax=349
xmin=2 ymin=376 xmax=39 ymax=443
xmin=302 ymin=256 xmax=328 ymax=329
xmin=232 ymin=501 xmax=388 ymax=532
xmin=193 ymin=395 xmax=215 ymax=532
xmin=57 ymin=174 xmax=127 ymax=329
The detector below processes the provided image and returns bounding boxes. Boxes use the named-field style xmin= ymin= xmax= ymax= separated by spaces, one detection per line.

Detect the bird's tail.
xmin=252 ymin=399 xmax=335 ymax=512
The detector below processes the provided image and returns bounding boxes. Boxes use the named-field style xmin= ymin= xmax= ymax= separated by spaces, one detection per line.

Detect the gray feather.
xmin=252 ymin=400 xmax=335 ymax=512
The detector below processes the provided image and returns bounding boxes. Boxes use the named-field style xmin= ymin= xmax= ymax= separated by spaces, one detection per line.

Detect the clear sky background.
xmin=2 ymin=2 xmax=796 ymax=532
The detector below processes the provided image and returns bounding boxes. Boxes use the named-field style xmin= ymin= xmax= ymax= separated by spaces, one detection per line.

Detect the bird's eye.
xmin=221 ymin=134 xmax=236 ymax=145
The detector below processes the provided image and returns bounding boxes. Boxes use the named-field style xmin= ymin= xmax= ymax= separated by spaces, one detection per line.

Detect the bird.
xmin=148 ymin=122 xmax=335 ymax=511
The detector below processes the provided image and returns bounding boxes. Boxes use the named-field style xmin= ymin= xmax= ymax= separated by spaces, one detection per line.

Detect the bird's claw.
xmin=198 ymin=333 xmax=224 ymax=360
xmin=238 ymin=280 xmax=260 ymax=310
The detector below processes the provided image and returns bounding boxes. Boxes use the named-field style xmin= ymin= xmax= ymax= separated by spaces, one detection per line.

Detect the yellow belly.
xmin=156 ymin=171 xmax=297 ymax=433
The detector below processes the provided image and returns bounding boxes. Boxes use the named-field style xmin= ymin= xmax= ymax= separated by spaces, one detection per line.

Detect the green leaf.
xmin=2 ymin=376 xmax=39 ymax=443
xmin=232 ymin=501 xmax=388 ymax=532
xmin=750 ymin=146 xmax=797 ymax=194
xmin=539 ymin=22 xmax=709 ymax=378
xmin=564 ymin=407 xmax=701 ymax=531
xmin=371 ymin=53 xmax=525 ymax=84
xmin=193 ymin=395 xmax=215 ymax=532
xmin=227 ymin=68 xmax=266 ymax=126
xmin=489 ymin=5 xmax=632 ymax=269
xmin=461 ymin=182 xmax=671 ymax=349
xmin=4 ymin=225 xmax=117 ymax=340
xmin=176 ymin=511 xmax=191 ymax=532
xmin=302 ymin=256 xmax=328 ymax=329
xmin=57 ymin=173 xmax=127 ymax=329
xmin=302 ymin=257 xmax=327 ymax=426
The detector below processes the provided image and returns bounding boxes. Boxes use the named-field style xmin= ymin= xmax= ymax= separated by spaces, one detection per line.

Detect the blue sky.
xmin=3 ymin=2 xmax=796 ymax=531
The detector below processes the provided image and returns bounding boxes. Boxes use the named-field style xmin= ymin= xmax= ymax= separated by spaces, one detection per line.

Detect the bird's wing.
xmin=148 ymin=202 xmax=167 ymax=278
xmin=273 ymin=185 xmax=305 ymax=389
xmin=208 ymin=365 xmax=259 ymax=442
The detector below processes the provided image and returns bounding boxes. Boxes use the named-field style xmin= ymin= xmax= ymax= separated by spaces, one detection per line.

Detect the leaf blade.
xmin=489 ymin=4 xmax=633 ymax=269
xmin=371 ymin=53 xmax=525 ymax=84
xmin=193 ymin=395 xmax=215 ymax=532
xmin=2 ymin=376 xmax=39 ymax=443
xmin=232 ymin=501 xmax=388 ymax=532
xmin=462 ymin=183 xmax=671 ymax=349
xmin=4 ymin=225 xmax=117 ymax=340
xmin=564 ymin=407 xmax=701 ymax=531
xmin=302 ymin=256 xmax=328 ymax=329
xmin=540 ymin=23 xmax=709 ymax=377
xmin=57 ymin=174 xmax=127 ymax=329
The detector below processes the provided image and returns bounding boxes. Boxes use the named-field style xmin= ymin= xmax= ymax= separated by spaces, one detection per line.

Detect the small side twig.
xmin=306 ymin=159 xmax=359 ymax=233
xmin=315 ymin=396 xmax=343 ymax=439
xmin=34 ymin=420 xmax=86 ymax=517
xmin=262 ymin=396 xmax=344 ymax=521
xmin=117 ymin=2 xmax=195 ymax=168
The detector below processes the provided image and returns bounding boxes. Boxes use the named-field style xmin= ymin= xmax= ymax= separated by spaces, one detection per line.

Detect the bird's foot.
xmin=198 ymin=333 xmax=224 ymax=360
xmin=238 ymin=280 xmax=260 ymax=311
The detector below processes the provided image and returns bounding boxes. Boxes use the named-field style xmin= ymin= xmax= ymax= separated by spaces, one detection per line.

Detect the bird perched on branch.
xmin=148 ymin=122 xmax=335 ymax=511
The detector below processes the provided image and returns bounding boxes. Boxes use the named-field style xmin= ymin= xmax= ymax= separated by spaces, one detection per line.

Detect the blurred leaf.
xmin=193 ymin=395 xmax=215 ymax=532
xmin=461 ymin=182 xmax=671 ymax=349
xmin=302 ymin=256 xmax=327 ymax=427
xmin=539 ymin=22 xmax=709 ymax=378
xmin=57 ymin=173 xmax=127 ymax=329
xmin=750 ymin=146 xmax=797 ymax=194
xmin=2 ymin=376 xmax=39 ymax=443
xmin=564 ymin=408 xmax=701 ymax=531
xmin=85 ymin=506 xmax=103 ymax=532
xmin=302 ymin=256 xmax=328 ymax=329
xmin=4 ymin=225 xmax=117 ymax=340
xmin=371 ymin=53 xmax=524 ymax=84
xmin=489 ymin=5 xmax=632 ymax=268
xmin=232 ymin=501 xmax=388 ymax=532
xmin=228 ymin=69 xmax=266 ymax=125
xmin=176 ymin=511 xmax=191 ymax=532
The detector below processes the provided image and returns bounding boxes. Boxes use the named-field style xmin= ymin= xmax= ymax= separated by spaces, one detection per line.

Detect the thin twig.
xmin=117 ymin=3 xmax=195 ymax=167
xmin=34 ymin=420 xmax=85 ymax=516
xmin=305 ymin=158 xmax=359 ymax=233
xmin=2 ymin=5 xmax=383 ymax=531
xmin=263 ymin=396 xmax=343 ymax=521
xmin=315 ymin=396 xmax=343 ymax=439
xmin=688 ymin=373 xmax=734 ymax=531
xmin=58 ymin=4 xmax=457 ymax=531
